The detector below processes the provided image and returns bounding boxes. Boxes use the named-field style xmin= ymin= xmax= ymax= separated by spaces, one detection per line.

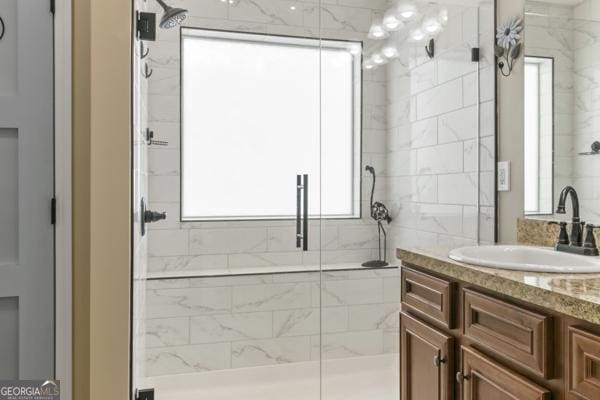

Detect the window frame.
xmin=179 ymin=27 xmax=363 ymax=222
xmin=524 ymin=55 xmax=555 ymax=216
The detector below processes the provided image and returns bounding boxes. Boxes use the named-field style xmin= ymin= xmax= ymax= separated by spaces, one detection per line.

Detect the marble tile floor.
xmin=145 ymin=353 xmax=399 ymax=400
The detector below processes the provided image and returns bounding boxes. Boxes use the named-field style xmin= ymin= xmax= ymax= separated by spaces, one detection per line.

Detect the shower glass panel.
xmin=132 ymin=0 xmax=323 ymax=399
xmin=318 ymin=3 xmax=484 ymax=397
xmin=132 ymin=0 xmax=491 ymax=399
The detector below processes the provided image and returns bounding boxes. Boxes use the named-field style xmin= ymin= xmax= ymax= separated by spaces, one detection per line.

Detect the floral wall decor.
xmin=496 ymin=16 xmax=522 ymax=77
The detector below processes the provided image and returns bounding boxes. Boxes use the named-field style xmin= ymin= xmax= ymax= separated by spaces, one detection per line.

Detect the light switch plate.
xmin=498 ymin=161 xmax=510 ymax=191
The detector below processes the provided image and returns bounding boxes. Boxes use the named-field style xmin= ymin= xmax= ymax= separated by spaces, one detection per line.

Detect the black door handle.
xmin=296 ymin=174 xmax=308 ymax=251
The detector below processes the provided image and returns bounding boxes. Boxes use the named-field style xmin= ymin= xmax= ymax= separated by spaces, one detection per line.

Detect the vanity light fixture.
xmin=349 ymin=45 xmax=362 ymax=56
xmin=368 ymin=19 xmax=390 ymax=39
xmin=363 ymin=59 xmax=375 ymax=70
xmin=381 ymin=40 xmax=400 ymax=59
xmin=383 ymin=9 xmax=404 ymax=31
xmin=397 ymin=2 xmax=418 ymax=21
xmin=409 ymin=28 xmax=425 ymax=42
xmin=422 ymin=14 xmax=442 ymax=35
xmin=372 ymin=53 xmax=387 ymax=65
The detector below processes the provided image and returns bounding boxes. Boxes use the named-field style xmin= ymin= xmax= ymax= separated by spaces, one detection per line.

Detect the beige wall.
xmin=496 ymin=0 xmax=525 ymax=243
xmin=73 ymin=0 xmax=131 ymax=398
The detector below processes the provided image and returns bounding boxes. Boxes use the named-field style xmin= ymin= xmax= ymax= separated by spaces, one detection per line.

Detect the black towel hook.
xmin=140 ymin=41 xmax=149 ymax=59
xmin=0 ymin=16 xmax=5 ymax=41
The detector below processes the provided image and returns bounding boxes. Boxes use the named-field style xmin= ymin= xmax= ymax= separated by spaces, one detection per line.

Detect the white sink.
xmin=448 ymin=245 xmax=600 ymax=273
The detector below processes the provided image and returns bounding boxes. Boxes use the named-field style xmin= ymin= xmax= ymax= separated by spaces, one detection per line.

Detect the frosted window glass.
xmin=181 ymin=29 xmax=361 ymax=220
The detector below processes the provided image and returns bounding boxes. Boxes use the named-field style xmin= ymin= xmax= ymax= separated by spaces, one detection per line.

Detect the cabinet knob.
xmin=433 ymin=355 xmax=446 ymax=367
xmin=456 ymin=371 xmax=470 ymax=384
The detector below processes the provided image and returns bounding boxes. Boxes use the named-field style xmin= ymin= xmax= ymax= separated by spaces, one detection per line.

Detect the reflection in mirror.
xmin=524 ymin=56 xmax=553 ymax=215
xmin=524 ymin=0 xmax=600 ymax=221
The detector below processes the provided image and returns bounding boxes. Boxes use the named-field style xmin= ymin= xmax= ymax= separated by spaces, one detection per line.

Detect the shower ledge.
xmin=146 ymin=262 xmax=398 ymax=280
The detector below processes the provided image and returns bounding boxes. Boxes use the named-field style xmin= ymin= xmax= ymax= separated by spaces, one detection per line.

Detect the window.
xmin=181 ymin=28 xmax=362 ymax=221
xmin=524 ymin=56 xmax=553 ymax=215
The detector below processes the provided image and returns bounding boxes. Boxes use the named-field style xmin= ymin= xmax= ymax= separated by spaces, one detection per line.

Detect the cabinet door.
xmin=459 ymin=346 xmax=551 ymax=400
xmin=401 ymin=312 xmax=453 ymax=400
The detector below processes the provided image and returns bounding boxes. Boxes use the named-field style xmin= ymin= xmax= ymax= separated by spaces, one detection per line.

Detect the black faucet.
xmin=553 ymin=186 xmax=599 ymax=256
xmin=556 ymin=186 xmax=583 ymax=246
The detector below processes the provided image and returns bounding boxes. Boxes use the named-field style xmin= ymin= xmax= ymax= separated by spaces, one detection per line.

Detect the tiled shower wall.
xmin=140 ymin=0 xmax=496 ymax=379
xmin=145 ymin=0 xmax=389 ymax=277
xmin=386 ymin=1 xmax=496 ymax=253
xmin=145 ymin=268 xmax=399 ymax=376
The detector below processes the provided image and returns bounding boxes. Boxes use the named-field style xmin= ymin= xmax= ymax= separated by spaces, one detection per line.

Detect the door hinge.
xmin=136 ymin=12 xmax=157 ymax=41
xmin=50 ymin=0 xmax=55 ymax=14
xmin=135 ymin=388 xmax=154 ymax=400
xmin=51 ymin=197 xmax=56 ymax=225
xmin=471 ymin=47 xmax=480 ymax=62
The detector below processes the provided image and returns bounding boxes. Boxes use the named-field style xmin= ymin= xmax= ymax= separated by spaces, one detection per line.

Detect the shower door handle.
xmin=296 ymin=174 xmax=308 ymax=251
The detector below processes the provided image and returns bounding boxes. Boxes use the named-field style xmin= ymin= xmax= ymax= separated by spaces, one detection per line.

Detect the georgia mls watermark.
xmin=0 ymin=380 xmax=60 ymax=400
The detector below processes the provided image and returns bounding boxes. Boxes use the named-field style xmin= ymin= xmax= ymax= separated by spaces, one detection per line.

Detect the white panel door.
xmin=0 ymin=0 xmax=54 ymax=379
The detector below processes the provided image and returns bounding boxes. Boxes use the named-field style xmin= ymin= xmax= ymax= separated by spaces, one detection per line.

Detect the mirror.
xmin=524 ymin=0 xmax=600 ymax=221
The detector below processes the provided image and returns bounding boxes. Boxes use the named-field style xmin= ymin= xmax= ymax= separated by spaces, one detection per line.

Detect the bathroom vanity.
xmin=397 ymin=247 xmax=600 ymax=400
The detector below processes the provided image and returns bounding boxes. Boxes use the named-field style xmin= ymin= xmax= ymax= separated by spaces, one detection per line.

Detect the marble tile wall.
xmin=139 ymin=0 xmax=496 ymax=380
xmin=385 ymin=1 xmax=496 ymax=255
xmin=144 ymin=268 xmax=400 ymax=376
xmin=144 ymin=0 xmax=390 ymax=276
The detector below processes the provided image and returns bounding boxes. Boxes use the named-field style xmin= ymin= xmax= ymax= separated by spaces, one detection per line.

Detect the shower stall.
xmin=131 ymin=0 xmax=495 ymax=398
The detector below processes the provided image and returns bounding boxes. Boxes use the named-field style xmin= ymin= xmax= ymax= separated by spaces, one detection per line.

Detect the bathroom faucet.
xmin=556 ymin=186 xmax=583 ymax=246
xmin=552 ymin=186 xmax=599 ymax=256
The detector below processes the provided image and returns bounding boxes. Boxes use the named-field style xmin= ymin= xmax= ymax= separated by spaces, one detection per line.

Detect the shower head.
xmin=155 ymin=0 xmax=188 ymax=29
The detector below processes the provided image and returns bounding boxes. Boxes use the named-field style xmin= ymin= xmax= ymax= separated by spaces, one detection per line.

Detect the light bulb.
xmin=368 ymin=21 xmax=389 ymax=40
xmin=439 ymin=8 xmax=449 ymax=25
xmin=397 ymin=3 xmax=418 ymax=21
xmin=410 ymin=28 xmax=425 ymax=42
xmin=363 ymin=59 xmax=375 ymax=70
xmin=349 ymin=45 xmax=362 ymax=56
xmin=422 ymin=16 xmax=441 ymax=34
xmin=290 ymin=5 xmax=297 ymax=11
xmin=381 ymin=41 xmax=399 ymax=59
xmin=372 ymin=53 xmax=387 ymax=65
xmin=383 ymin=9 xmax=403 ymax=31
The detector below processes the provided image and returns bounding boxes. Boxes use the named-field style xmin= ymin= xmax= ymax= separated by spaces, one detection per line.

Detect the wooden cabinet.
xmin=567 ymin=326 xmax=600 ymax=400
xmin=400 ymin=312 xmax=454 ymax=400
xmin=459 ymin=346 xmax=551 ymax=400
xmin=399 ymin=264 xmax=600 ymax=400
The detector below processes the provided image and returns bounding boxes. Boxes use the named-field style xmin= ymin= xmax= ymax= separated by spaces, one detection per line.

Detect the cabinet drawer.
xmin=460 ymin=346 xmax=551 ymax=400
xmin=568 ymin=326 xmax=600 ymax=400
xmin=463 ymin=288 xmax=552 ymax=378
xmin=401 ymin=267 xmax=455 ymax=329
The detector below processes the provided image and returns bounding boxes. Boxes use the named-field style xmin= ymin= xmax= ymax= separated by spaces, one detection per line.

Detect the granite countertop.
xmin=397 ymin=246 xmax=600 ymax=325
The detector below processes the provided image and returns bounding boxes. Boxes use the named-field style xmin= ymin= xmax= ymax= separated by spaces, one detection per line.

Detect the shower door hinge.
xmin=471 ymin=47 xmax=480 ymax=62
xmin=136 ymin=12 xmax=157 ymax=41
xmin=135 ymin=388 xmax=155 ymax=400
xmin=50 ymin=0 xmax=55 ymax=14
xmin=51 ymin=197 xmax=56 ymax=225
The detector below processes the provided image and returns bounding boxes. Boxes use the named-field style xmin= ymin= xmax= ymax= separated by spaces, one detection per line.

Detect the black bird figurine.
xmin=362 ymin=165 xmax=392 ymax=268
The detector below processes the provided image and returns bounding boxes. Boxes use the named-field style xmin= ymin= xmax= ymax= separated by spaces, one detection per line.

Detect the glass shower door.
xmin=131 ymin=0 xmax=325 ymax=399
xmin=318 ymin=1 xmax=487 ymax=399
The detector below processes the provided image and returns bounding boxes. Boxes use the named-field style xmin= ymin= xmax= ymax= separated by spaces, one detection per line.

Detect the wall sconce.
xmin=496 ymin=16 xmax=522 ymax=77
